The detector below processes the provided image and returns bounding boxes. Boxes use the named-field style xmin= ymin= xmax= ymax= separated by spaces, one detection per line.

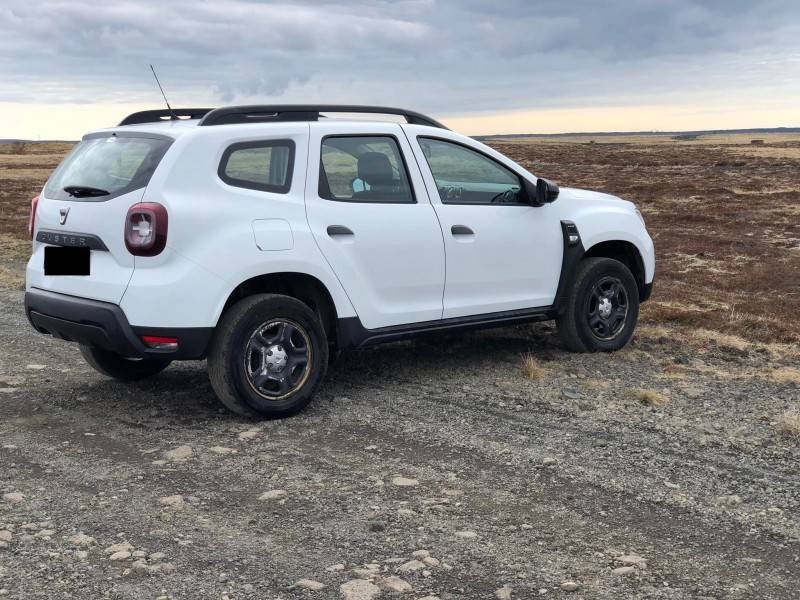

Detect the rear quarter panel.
xmin=120 ymin=123 xmax=356 ymax=328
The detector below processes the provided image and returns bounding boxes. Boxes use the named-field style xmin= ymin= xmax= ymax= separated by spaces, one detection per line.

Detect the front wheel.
xmin=556 ymin=257 xmax=640 ymax=352
xmin=80 ymin=345 xmax=172 ymax=381
xmin=207 ymin=294 xmax=328 ymax=419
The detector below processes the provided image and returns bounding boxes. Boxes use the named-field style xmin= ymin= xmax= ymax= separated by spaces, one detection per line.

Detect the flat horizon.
xmin=4 ymin=124 xmax=799 ymax=144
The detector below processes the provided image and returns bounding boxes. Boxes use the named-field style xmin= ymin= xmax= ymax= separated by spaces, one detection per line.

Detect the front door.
xmin=408 ymin=133 xmax=563 ymax=319
xmin=305 ymin=122 xmax=445 ymax=330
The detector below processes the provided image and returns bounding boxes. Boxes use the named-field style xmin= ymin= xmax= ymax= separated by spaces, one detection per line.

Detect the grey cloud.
xmin=1 ymin=0 xmax=798 ymax=114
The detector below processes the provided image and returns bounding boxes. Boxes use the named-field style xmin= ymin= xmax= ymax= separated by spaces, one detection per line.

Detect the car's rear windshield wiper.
xmin=63 ymin=185 xmax=110 ymax=198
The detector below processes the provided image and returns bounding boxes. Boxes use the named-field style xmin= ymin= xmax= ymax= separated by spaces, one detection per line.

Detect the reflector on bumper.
xmin=141 ymin=335 xmax=178 ymax=351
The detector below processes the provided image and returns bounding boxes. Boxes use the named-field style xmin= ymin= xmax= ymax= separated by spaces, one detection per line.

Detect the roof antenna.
xmin=150 ymin=64 xmax=178 ymax=120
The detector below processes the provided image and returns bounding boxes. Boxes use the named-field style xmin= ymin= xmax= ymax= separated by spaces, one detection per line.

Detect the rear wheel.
xmin=556 ymin=257 xmax=639 ymax=352
xmin=80 ymin=345 xmax=172 ymax=381
xmin=207 ymin=294 xmax=328 ymax=419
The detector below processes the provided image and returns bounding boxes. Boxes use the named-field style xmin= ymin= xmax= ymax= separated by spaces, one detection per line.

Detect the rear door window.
xmin=319 ymin=136 xmax=415 ymax=203
xmin=219 ymin=140 xmax=295 ymax=193
xmin=44 ymin=134 xmax=173 ymax=201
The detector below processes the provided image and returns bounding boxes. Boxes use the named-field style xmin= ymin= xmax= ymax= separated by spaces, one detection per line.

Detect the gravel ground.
xmin=1 ymin=288 xmax=799 ymax=599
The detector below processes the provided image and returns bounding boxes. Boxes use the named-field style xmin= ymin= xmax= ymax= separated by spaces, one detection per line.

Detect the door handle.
xmin=327 ymin=225 xmax=354 ymax=237
xmin=451 ymin=225 xmax=474 ymax=236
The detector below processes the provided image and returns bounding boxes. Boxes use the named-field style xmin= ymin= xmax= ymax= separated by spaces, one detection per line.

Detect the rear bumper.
xmin=25 ymin=288 xmax=212 ymax=360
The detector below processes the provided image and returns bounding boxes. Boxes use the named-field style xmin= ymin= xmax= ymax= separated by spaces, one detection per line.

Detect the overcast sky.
xmin=2 ymin=0 xmax=799 ymax=138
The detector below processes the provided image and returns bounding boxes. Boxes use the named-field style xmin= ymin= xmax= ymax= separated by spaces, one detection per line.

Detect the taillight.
xmin=28 ymin=195 xmax=39 ymax=239
xmin=125 ymin=202 xmax=168 ymax=256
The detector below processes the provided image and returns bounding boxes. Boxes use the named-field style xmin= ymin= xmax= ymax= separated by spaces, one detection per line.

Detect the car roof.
xmin=98 ymin=116 xmax=446 ymax=140
xmin=107 ymin=105 xmax=447 ymax=136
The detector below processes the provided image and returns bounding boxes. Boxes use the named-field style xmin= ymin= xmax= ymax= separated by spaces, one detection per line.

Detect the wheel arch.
xmin=583 ymin=240 xmax=647 ymax=301
xmin=218 ymin=272 xmax=339 ymax=346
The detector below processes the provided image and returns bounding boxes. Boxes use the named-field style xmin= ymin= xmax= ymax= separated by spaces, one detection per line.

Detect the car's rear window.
xmin=44 ymin=134 xmax=173 ymax=201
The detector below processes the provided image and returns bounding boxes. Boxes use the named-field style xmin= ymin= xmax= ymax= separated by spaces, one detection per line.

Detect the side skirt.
xmin=337 ymin=306 xmax=554 ymax=350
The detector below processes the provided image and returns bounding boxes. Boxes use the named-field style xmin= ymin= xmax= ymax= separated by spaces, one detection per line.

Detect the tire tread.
xmin=207 ymin=294 xmax=328 ymax=419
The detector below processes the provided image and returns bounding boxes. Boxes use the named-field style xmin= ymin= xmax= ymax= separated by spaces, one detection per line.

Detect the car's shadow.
xmin=333 ymin=322 xmax=563 ymax=374
xmin=67 ymin=322 xmax=564 ymax=423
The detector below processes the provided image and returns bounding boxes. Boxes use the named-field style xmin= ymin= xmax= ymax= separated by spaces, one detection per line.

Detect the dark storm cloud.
xmin=1 ymin=0 xmax=799 ymax=112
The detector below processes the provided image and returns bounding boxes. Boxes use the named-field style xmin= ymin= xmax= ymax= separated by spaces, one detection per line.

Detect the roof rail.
xmin=197 ymin=105 xmax=449 ymax=129
xmin=119 ymin=108 xmax=214 ymax=126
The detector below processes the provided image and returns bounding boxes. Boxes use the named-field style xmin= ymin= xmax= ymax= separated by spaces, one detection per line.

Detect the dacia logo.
xmin=59 ymin=207 xmax=70 ymax=225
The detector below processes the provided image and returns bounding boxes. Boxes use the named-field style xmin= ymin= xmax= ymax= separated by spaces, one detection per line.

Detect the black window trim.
xmin=218 ymin=139 xmax=296 ymax=194
xmin=318 ymin=133 xmax=417 ymax=204
xmin=416 ymin=135 xmax=532 ymax=207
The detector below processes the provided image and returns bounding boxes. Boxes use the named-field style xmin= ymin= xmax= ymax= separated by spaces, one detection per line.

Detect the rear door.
xmin=304 ymin=122 xmax=445 ymax=329
xmin=27 ymin=132 xmax=172 ymax=303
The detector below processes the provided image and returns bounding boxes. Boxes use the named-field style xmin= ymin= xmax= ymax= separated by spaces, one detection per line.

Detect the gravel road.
xmin=1 ymin=288 xmax=798 ymax=599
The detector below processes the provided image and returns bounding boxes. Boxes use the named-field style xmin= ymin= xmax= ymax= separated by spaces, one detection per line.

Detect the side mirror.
xmin=523 ymin=178 xmax=559 ymax=206
xmin=536 ymin=178 xmax=559 ymax=204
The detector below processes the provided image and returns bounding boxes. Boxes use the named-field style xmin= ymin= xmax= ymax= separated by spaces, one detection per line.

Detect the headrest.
xmin=357 ymin=152 xmax=394 ymax=187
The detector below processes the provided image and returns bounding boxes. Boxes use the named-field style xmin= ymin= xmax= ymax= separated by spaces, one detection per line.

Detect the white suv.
xmin=25 ymin=105 xmax=655 ymax=418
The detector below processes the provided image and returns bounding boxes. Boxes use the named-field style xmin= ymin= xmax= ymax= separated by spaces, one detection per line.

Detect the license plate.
xmin=44 ymin=246 xmax=90 ymax=276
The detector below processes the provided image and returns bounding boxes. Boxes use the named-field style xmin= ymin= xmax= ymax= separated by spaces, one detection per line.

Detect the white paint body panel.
xmin=252 ymin=219 xmax=293 ymax=251
xmin=26 ymin=115 xmax=654 ymax=335
xmin=26 ymin=188 xmax=143 ymax=303
xmin=304 ymin=122 xmax=445 ymax=329
xmin=553 ymin=187 xmax=655 ymax=284
xmin=403 ymin=126 xmax=564 ymax=318
xmin=119 ymin=122 xmax=356 ymax=328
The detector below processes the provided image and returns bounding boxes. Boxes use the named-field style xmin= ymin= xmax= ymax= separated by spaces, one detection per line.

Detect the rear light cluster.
xmin=125 ymin=202 xmax=168 ymax=256
xmin=28 ymin=195 xmax=39 ymax=239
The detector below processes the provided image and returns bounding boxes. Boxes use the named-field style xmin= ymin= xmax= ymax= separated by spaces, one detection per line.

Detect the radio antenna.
xmin=149 ymin=64 xmax=178 ymax=120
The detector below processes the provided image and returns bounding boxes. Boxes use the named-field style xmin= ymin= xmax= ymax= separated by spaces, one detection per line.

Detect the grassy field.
xmin=2 ymin=133 xmax=799 ymax=345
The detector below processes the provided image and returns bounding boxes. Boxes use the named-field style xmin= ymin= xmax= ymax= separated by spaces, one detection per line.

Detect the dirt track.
xmin=1 ymin=285 xmax=799 ymax=599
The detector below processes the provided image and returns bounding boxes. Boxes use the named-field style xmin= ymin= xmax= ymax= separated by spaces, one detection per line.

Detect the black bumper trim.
xmin=25 ymin=289 xmax=213 ymax=360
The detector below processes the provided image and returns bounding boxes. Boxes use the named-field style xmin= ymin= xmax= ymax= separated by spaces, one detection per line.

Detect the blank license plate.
xmin=44 ymin=246 xmax=90 ymax=276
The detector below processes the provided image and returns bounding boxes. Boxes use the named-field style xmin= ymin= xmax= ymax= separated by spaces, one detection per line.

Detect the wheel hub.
xmin=598 ymin=297 xmax=613 ymax=319
xmin=243 ymin=319 xmax=312 ymax=401
xmin=264 ymin=345 xmax=288 ymax=372
xmin=586 ymin=275 xmax=629 ymax=341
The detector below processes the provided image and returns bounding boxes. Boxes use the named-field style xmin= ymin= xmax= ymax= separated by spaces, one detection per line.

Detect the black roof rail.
xmin=119 ymin=108 xmax=214 ymax=126
xmin=197 ymin=105 xmax=449 ymax=129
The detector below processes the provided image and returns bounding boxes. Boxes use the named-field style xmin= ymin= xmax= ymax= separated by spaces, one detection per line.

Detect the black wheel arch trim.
xmin=551 ymin=220 xmax=586 ymax=316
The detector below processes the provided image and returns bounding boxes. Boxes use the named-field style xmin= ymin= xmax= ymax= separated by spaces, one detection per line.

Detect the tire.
xmin=556 ymin=257 xmax=640 ymax=353
xmin=207 ymin=294 xmax=328 ymax=419
xmin=79 ymin=345 xmax=172 ymax=381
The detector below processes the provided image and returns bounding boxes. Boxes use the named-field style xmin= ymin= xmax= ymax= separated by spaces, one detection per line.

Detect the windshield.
xmin=44 ymin=134 xmax=172 ymax=201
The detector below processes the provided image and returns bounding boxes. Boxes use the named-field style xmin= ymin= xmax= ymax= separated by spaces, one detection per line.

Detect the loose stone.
xmin=340 ymin=579 xmax=381 ymax=600
xmin=164 ymin=445 xmax=193 ymax=461
xmin=391 ymin=476 xmax=419 ymax=487
xmin=380 ymin=576 xmax=412 ymax=593
xmin=295 ymin=579 xmax=326 ymax=591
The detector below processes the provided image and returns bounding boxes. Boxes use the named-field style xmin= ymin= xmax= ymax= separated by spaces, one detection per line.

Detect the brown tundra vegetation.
xmin=0 ymin=133 xmax=798 ymax=599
